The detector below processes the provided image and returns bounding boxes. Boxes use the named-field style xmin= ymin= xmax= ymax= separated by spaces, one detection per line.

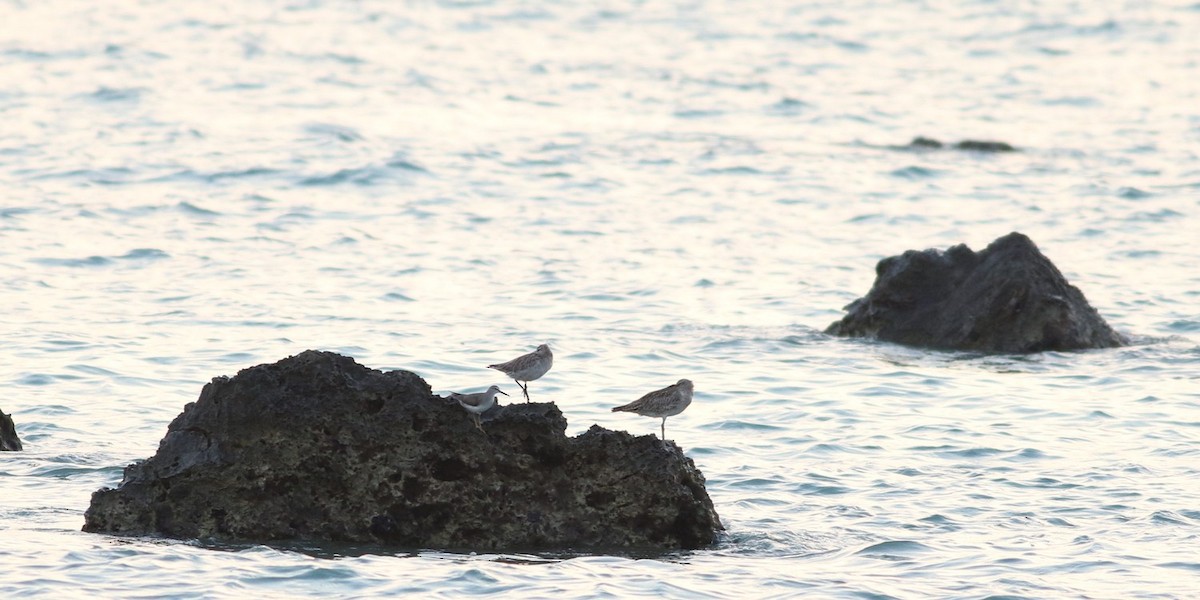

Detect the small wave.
xmin=1042 ymin=95 xmax=1100 ymax=107
xmin=30 ymin=248 xmax=169 ymax=268
xmin=0 ymin=206 xmax=37 ymax=218
xmin=1159 ymin=561 xmax=1200 ymax=571
xmin=705 ymin=420 xmax=784 ymax=432
xmin=1005 ymin=448 xmax=1048 ymax=461
xmin=177 ymin=201 xmax=221 ymax=216
xmin=149 ymin=168 xmax=281 ymax=184
xmin=29 ymin=167 xmax=136 ymax=183
xmin=2 ymin=47 xmax=87 ymax=60
xmin=890 ymin=165 xmax=940 ymax=179
xmin=918 ymin=514 xmax=956 ymax=525
xmin=765 ymin=97 xmax=809 ymax=116
xmin=22 ymin=405 xmax=77 ymax=416
xmin=673 ymin=108 xmax=724 ymax=119
xmin=28 ymin=256 xmax=110 ymax=267
xmin=1131 ymin=208 xmax=1183 ymax=222
xmin=803 ymin=443 xmax=863 ymax=455
xmin=77 ymin=86 xmax=144 ymax=103
xmin=14 ymin=371 xmax=85 ymax=386
xmin=699 ymin=166 xmax=766 ymax=176
xmin=1117 ymin=187 xmax=1151 ymax=199
xmin=66 ymin=364 xmax=121 ymax=377
xmin=938 ymin=446 xmax=1004 ymax=458
xmin=120 ymin=248 xmax=170 ymax=260
xmin=298 ymin=167 xmax=383 ymax=186
xmin=726 ymin=476 xmax=786 ymax=489
xmin=580 ymin=293 xmax=625 ymax=302
xmin=41 ymin=338 xmax=92 ymax=351
xmin=796 ymin=482 xmax=851 ymax=495
xmin=1165 ymin=319 xmax=1200 ymax=332
xmin=387 ymin=154 xmax=429 ymax=173
xmin=504 ymin=94 xmax=559 ymax=107
xmin=303 ymin=122 xmax=364 ymax=142
xmin=855 ymin=540 xmax=933 ymax=557
xmin=1149 ymin=510 xmax=1195 ymax=525
xmin=30 ymin=464 xmax=122 ymax=479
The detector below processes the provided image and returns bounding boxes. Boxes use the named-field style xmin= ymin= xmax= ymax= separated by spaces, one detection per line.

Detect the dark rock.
xmin=1 ymin=409 xmax=21 ymax=451
xmin=83 ymin=350 xmax=722 ymax=552
xmin=904 ymin=137 xmax=1016 ymax=152
xmin=826 ymin=232 xmax=1125 ymax=352
xmin=908 ymin=136 xmax=944 ymax=149
xmin=954 ymin=140 xmax=1016 ymax=152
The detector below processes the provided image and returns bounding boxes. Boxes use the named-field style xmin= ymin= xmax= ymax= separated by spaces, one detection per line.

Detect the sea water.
xmin=2 ymin=0 xmax=1199 ymax=597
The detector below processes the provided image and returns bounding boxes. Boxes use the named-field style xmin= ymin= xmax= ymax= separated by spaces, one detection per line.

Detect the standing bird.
xmin=488 ymin=344 xmax=553 ymax=403
xmin=611 ymin=379 xmax=694 ymax=440
xmin=449 ymin=385 xmax=508 ymax=431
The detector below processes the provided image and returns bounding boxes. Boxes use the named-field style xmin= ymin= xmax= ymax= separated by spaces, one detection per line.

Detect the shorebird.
xmin=611 ymin=379 xmax=694 ymax=440
xmin=449 ymin=385 xmax=508 ymax=432
xmin=488 ymin=344 xmax=553 ymax=403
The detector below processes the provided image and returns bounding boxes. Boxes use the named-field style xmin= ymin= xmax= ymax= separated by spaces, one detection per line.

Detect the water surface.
xmin=2 ymin=0 xmax=1199 ymax=597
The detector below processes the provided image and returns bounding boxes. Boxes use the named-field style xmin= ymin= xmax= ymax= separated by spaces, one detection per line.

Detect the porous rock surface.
xmin=83 ymin=350 xmax=721 ymax=551
xmin=1 ymin=409 xmax=21 ymax=451
xmin=826 ymin=232 xmax=1125 ymax=352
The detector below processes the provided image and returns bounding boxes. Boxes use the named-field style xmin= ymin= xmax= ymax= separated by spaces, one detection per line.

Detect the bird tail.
xmin=611 ymin=404 xmax=632 ymax=413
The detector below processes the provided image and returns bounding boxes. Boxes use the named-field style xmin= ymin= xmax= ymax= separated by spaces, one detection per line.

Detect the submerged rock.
xmin=826 ymin=232 xmax=1125 ymax=352
xmin=83 ymin=351 xmax=721 ymax=551
xmin=1 ymin=409 xmax=21 ymax=451
xmin=905 ymin=136 xmax=1017 ymax=152
xmin=954 ymin=139 xmax=1016 ymax=152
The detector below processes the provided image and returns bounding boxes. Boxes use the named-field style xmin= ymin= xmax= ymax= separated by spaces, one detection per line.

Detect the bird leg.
xmin=661 ymin=417 xmax=666 ymax=440
xmin=474 ymin=414 xmax=485 ymax=432
xmin=519 ymin=381 xmax=530 ymax=403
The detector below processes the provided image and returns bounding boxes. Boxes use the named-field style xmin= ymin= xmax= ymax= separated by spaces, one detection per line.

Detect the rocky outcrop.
xmin=906 ymin=136 xmax=1016 ymax=152
xmin=83 ymin=351 xmax=721 ymax=551
xmin=1 ymin=409 xmax=21 ymax=451
xmin=826 ymin=232 xmax=1125 ymax=352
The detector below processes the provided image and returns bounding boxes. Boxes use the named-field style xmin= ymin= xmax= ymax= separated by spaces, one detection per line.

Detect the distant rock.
xmin=908 ymin=136 xmax=945 ymax=149
xmin=1 ymin=409 xmax=21 ymax=451
xmin=905 ymin=136 xmax=1016 ymax=152
xmin=826 ymin=232 xmax=1125 ymax=352
xmin=83 ymin=351 xmax=721 ymax=552
xmin=954 ymin=139 xmax=1016 ymax=152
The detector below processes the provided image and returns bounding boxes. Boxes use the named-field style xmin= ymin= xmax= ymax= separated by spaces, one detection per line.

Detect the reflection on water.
xmin=2 ymin=0 xmax=1199 ymax=597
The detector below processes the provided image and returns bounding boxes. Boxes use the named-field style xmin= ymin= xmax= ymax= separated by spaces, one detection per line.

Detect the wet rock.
xmin=905 ymin=136 xmax=1016 ymax=152
xmin=1 ymin=409 xmax=21 ymax=451
xmin=826 ymin=232 xmax=1125 ymax=352
xmin=953 ymin=139 xmax=1015 ymax=152
xmin=83 ymin=350 xmax=721 ymax=551
xmin=908 ymin=136 xmax=944 ymax=149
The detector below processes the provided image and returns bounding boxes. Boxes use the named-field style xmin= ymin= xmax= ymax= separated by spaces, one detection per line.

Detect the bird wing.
xmin=451 ymin=392 xmax=484 ymax=407
xmin=489 ymin=351 xmax=533 ymax=373
xmin=612 ymin=382 xmax=676 ymax=412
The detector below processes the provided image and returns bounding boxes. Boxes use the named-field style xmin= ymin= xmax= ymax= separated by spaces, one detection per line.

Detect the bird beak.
xmin=498 ymin=389 xmax=509 ymax=396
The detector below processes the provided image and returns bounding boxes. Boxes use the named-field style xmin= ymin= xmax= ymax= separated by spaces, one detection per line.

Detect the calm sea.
xmin=2 ymin=0 xmax=1199 ymax=597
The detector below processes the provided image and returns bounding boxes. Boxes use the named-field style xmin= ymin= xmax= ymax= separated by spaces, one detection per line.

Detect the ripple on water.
xmin=890 ymin=165 xmax=941 ymax=179
xmin=854 ymin=540 xmax=935 ymax=560
xmin=2 ymin=0 xmax=1200 ymax=598
xmin=76 ymin=86 xmax=144 ymax=103
xmin=176 ymin=201 xmax=221 ymax=216
xmin=704 ymin=420 xmax=785 ymax=432
xmin=15 ymin=373 xmax=83 ymax=386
